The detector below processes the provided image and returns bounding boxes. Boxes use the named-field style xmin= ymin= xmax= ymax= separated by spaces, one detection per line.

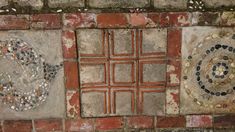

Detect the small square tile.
xmin=114 ymin=91 xmax=135 ymax=115
xmin=111 ymin=61 xmax=135 ymax=85
xmin=80 ymin=63 xmax=107 ymax=86
xmin=81 ymin=91 xmax=107 ymax=117
xmin=77 ymin=29 xmax=106 ymax=57
xmin=110 ymin=29 xmax=135 ymax=57
xmin=140 ymin=89 xmax=165 ymax=115
xmin=140 ymin=60 xmax=166 ymax=86
xmin=140 ymin=29 xmax=167 ymax=57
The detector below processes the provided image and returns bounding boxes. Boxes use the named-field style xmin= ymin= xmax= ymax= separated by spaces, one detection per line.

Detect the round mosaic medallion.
xmin=0 ymin=39 xmax=62 ymax=111
xmin=183 ymin=32 xmax=235 ymax=109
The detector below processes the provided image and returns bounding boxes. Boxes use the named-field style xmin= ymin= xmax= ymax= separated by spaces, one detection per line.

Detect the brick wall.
xmin=0 ymin=0 xmax=235 ymax=132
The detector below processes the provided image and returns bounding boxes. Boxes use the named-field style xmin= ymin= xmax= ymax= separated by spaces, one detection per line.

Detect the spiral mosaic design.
xmin=182 ymin=32 xmax=235 ymax=109
xmin=0 ymin=39 xmax=62 ymax=111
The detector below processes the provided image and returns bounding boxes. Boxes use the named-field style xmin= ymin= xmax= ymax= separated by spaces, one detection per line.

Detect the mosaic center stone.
xmin=0 ymin=39 xmax=62 ymax=111
xmin=181 ymin=27 xmax=235 ymax=114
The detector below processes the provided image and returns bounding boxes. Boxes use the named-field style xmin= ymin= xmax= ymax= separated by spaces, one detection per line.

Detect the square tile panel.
xmin=77 ymin=29 xmax=106 ymax=57
xmin=0 ymin=30 xmax=65 ymax=119
xmin=140 ymin=29 xmax=167 ymax=57
xmin=110 ymin=29 xmax=135 ymax=57
xmin=80 ymin=62 xmax=107 ymax=86
xmin=181 ymin=27 xmax=235 ymax=114
xmin=111 ymin=60 xmax=135 ymax=85
xmin=77 ymin=29 xmax=167 ymax=117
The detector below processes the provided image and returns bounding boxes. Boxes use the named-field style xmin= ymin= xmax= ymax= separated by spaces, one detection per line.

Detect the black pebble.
xmin=197 ymin=77 xmax=200 ymax=81
xmin=224 ymin=71 xmax=228 ymax=75
xmin=201 ymin=85 xmax=205 ymax=89
xmin=206 ymin=50 xmax=210 ymax=54
xmin=229 ymin=47 xmax=233 ymax=51
xmin=210 ymin=47 xmax=215 ymax=51
xmin=196 ymin=66 xmax=201 ymax=71
xmin=215 ymin=44 xmax=221 ymax=49
xmin=223 ymin=56 xmax=229 ymax=60
xmin=212 ymin=72 xmax=215 ymax=76
xmin=198 ymin=60 xmax=202 ymax=65
xmin=205 ymin=89 xmax=210 ymax=93
xmin=208 ymin=79 xmax=213 ymax=83
xmin=221 ymin=92 xmax=227 ymax=96
xmin=212 ymin=66 xmax=216 ymax=71
xmin=222 ymin=45 xmax=228 ymax=49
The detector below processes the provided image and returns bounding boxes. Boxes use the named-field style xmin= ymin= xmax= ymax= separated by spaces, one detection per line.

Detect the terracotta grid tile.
xmin=79 ymin=29 xmax=167 ymax=116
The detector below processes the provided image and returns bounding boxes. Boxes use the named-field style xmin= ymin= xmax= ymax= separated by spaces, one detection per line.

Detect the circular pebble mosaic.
xmin=0 ymin=39 xmax=62 ymax=111
xmin=182 ymin=32 xmax=235 ymax=109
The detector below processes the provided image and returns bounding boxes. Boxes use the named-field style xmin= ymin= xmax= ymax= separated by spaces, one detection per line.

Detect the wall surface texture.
xmin=0 ymin=0 xmax=235 ymax=132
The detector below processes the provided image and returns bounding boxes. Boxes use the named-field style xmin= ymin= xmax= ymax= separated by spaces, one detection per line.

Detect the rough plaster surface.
xmin=89 ymin=0 xmax=150 ymax=8
xmin=48 ymin=0 xmax=84 ymax=7
xmin=154 ymin=0 xmax=187 ymax=9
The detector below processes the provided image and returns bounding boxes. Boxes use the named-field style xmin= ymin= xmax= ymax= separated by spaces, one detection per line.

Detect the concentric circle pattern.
xmin=182 ymin=31 xmax=235 ymax=111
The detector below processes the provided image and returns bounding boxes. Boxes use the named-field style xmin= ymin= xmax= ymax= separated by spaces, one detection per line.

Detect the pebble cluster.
xmin=0 ymin=39 xmax=62 ymax=111
xmin=188 ymin=0 xmax=205 ymax=11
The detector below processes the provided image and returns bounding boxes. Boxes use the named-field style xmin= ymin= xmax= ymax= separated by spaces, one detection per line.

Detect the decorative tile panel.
xmin=78 ymin=29 xmax=167 ymax=117
xmin=181 ymin=27 xmax=235 ymax=114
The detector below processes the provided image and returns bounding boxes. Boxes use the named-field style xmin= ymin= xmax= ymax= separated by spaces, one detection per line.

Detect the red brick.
xmin=62 ymin=30 xmax=77 ymax=59
xmin=192 ymin=12 xmax=220 ymax=26
xmin=221 ymin=12 xmax=235 ymax=26
xmin=166 ymin=88 xmax=180 ymax=115
xmin=0 ymin=121 xmax=2 ymax=132
xmin=147 ymin=13 xmax=160 ymax=27
xmin=66 ymin=91 xmax=80 ymax=118
xmin=95 ymin=117 xmax=123 ymax=131
xmin=64 ymin=61 xmax=79 ymax=89
xmin=167 ymin=28 xmax=182 ymax=58
xmin=3 ymin=120 xmax=32 ymax=132
xmin=167 ymin=59 xmax=181 ymax=86
xmin=214 ymin=115 xmax=235 ymax=128
xmin=0 ymin=15 xmax=29 ymax=29
xmin=130 ymin=13 xmax=147 ymax=27
xmin=65 ymin=119 xmax=94 ymax=132
xmin=127 ymin=116 xmax=154 ymax=129
xmin=63 ymin=13 xmax=96 ymax=28
xmin=30 ymin=14 xmax=61 ymax=29
xmin=186 ymin=115 xmax=212 ymax=128
xmin=157 ymin=116 xmax=186 ymax=128
xmin=97 ymin=13 xmax=128 ymax=28
xmin=34 ymin=119 xmax=62 ymax=132
xmin=160 ymin=12 xmax=190 ymax=27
